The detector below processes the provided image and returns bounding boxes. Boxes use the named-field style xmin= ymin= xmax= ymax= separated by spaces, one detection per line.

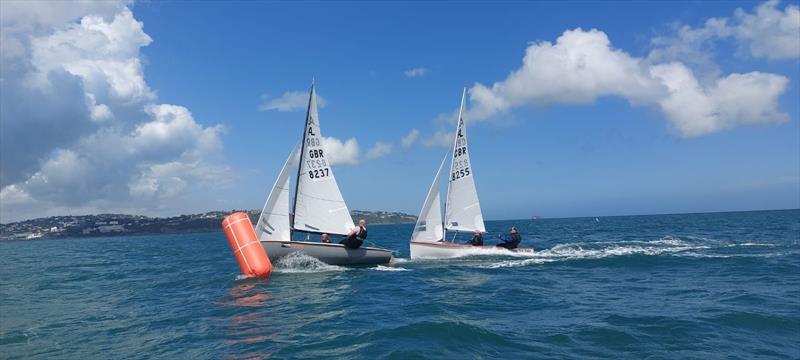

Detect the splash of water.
xmin=272 ymin=252 xmax=348 ymax=274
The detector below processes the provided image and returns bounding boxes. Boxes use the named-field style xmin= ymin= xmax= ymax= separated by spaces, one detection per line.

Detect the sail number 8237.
xmin=309 ymin=168 xmax=330 ymax=179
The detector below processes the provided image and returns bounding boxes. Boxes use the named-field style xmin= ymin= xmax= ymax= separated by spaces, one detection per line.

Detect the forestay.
xmin=411 ymin=156 xmax=447 ymax=243
xmin=444 ymin=88 xmax=486 ymax=233
xmin=292 ymin=83 xmax=355 ymax=235
xmin=255 ymin=145 xmax=297 ymax=242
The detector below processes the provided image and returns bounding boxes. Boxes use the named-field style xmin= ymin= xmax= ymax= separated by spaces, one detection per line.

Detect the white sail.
xmin=292 ymin=83 xmax=355 ymax=235
xmin=444 ymin=87 xmax=485 ymax=233
xmin=411 ymin=156 xmax=447 ymax=243
xmin=255 ymin=145 xmax=298 ymax=242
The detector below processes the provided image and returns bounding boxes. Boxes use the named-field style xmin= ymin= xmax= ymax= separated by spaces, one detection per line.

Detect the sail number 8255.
xmin=451 ymin=167 xmax=470 ymax=181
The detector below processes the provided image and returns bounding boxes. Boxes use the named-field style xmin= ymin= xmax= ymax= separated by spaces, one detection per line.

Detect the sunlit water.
xmin=1 ymin=210 xmax=798 ymax=358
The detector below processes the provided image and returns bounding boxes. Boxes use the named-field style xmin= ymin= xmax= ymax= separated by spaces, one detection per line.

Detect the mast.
xmin=291 ymin=80 xmax=315 ymax=239
xmin=443 ymin=86 xmax=468 ymax=236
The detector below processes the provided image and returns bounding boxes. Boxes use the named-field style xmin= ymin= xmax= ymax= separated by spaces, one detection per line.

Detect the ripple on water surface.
xmin=0 ymin=210 xmax=798 ymax=359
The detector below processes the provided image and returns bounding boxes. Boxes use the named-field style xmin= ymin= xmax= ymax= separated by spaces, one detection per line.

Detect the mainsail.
xmin=411 ymin=156 xmax=447 ymax=243
xmin=255 ymin=145 xmax=298 ymax=242
xmin=444 ymin=87 xmax=485 ymax=233
xmin=291 ymin=82 xmax=355 ymax=235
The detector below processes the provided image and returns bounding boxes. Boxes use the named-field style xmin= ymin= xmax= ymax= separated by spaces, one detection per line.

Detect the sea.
xmin=1 ymin=210 xmax=798 ymax=359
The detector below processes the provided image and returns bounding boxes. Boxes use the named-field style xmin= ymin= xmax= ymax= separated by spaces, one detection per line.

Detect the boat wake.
xmin=272 ymin=252 xmax=349 ymax=273
xmin=474 ymin=236 xmax=786 ymax=268
xmin=271 ymin=253 xmax=411 ymax=273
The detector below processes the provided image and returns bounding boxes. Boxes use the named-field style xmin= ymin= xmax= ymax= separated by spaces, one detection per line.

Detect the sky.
xmin=1 ymin=0 xmax=799 ymax=223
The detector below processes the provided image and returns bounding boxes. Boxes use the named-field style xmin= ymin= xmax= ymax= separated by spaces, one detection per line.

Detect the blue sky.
xmin=1 ymin=1 xmax=798 ymax=222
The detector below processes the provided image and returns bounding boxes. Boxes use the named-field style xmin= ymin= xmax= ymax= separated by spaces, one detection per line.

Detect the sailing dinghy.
xmin=255 ymin=81 xmax=393 ymax=266
xmin=409 ymin=88 xmax=533 ymax=259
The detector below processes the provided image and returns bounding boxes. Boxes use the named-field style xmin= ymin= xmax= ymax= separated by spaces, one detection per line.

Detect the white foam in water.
xmin=373 ymin=265 xmax=411 ymax=271
xmin=729 ymin=242 xmax=778 ymax=247
xmin=480 ymin=258 xmax=556 ymax=268
xmin=476 ymin=236 xmax=719 ymax=268
xmin=272 ymin=252 xmax=348 ymax=274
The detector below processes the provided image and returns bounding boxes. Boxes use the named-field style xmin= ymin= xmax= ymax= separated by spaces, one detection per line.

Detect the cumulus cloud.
xmin=734 ymin=0 xmax=800 ymax=59
xmin=321 ymin=137 xmax=360 ymax=166
xmin=404 ymin=67 xmax=429 ymax=78
xmin=649 ymin=0 xmax=800 ymax=73
xmin=401 ymin=129 xmax=420 ymax=149
xmin=650 ymin=64 xmax=788 ymax=136
xmin=366 ymin=142 xmax=393 ymax=160
xmin=0 ymin=1 xmax=229 ymax=222
xmin=259 ymin=90 xmax=327 ymax=112
xmin=652 ymin=0 xmax=799 ymax=64
xmin=422 ymin=129 xmax=454 ymax=148
xmin=469 ymin=27 xmax=790 ymax=137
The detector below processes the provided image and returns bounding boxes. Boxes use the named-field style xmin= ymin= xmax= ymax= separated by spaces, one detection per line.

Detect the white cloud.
xmin=366 ymin=142 xmax=393 ymax=160
xmin=27 ymin=8 xmax=154 ymax=103
xmin=650 ymin=0 xmax=800 ymax=63
xmin=469 ymin=27 xmax=790 ymax=137
xmin=404 ymin=67 xmax=429 ymax=78
xmin=0 ymin=2 xmax=229 ymax=223
xmin=259 ymin=90 xmax=326 ymax=112
xmin=651 ymin=64 xmax=788 ymax=136
xmin=422 ymin=129 xmax=454 ymax=148
xmin=734 ymin=0 xmax=800 ymax=60
xmin=401 ymin=129 xmax=420 ymax=149
xmin=0 ymin=1 xmax=129 ymax=31
xmin=321 ymin=136 xmax=360 ymax=166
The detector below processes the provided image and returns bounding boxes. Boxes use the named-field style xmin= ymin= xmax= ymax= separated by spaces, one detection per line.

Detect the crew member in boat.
xmin=340 ymin=219 xmax=367 ymax=249
xmin=320 ymin=233 xmax=330 ymax=243
xmin=496 ymin=227 xmax=522 ymax=249
xmin=466 ymin=230 xmax=484 ymax=246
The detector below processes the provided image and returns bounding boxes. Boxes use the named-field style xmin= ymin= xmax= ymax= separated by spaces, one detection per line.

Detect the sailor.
xmin=466 ymin=229 xmax=484 ymax=246
xmin=340 ymin=219 xmax=367 ymax=249
xmin=320 ymin=233 xmax=330 ymax=243
xmin=496 ymin=226 xmax=522 ymax=250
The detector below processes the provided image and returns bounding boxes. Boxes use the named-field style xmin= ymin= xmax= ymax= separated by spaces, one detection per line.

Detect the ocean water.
xmin=1 ymin=210 xmax=798 ymax=359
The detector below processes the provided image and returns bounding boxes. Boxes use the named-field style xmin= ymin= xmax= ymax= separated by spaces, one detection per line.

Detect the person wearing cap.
xmin=466 ymin=229 xmax=484 ymax=246
xmin=496 ymin=226 xmax=522 ymax=250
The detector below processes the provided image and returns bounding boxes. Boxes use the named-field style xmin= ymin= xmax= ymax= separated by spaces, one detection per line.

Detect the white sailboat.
xmin=256 ymin=81 xmax=393 ymax=266
xmin=409 ymin=87 xmax=531 ymax=259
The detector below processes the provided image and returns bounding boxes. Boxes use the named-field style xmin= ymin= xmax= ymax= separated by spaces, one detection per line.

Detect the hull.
xmin=410 ymin=241 xmax=533 ymax=259
xmin=261 ymin=240 xmax=393 ymax=266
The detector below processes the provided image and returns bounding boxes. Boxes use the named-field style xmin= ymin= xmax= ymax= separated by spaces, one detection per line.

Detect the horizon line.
xmin=2 ymin=207 xmax=797 ymax=226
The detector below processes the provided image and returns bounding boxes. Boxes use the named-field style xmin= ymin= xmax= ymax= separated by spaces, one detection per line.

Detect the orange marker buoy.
xmin=222 ymin=212 xmax=272 ymax=278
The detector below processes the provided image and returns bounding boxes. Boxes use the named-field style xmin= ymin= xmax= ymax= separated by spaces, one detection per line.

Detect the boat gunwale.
xmin=260 ymin=239 xmax=394 ymax=253
xmin=410 ymin=240 xmax=533 ymax=253
xmin=409 ymin=240 xmax=491 ymax=249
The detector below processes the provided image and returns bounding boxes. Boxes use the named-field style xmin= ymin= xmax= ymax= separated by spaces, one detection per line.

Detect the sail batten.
xmin=444 ymin=87 xmax=486 ymax=233
xmin=291 ymin=83 xmax=355 ymax=236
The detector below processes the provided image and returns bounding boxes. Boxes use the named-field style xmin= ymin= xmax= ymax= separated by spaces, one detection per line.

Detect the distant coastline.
xmin=0 ymin=210 xmax=417 ymax=241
